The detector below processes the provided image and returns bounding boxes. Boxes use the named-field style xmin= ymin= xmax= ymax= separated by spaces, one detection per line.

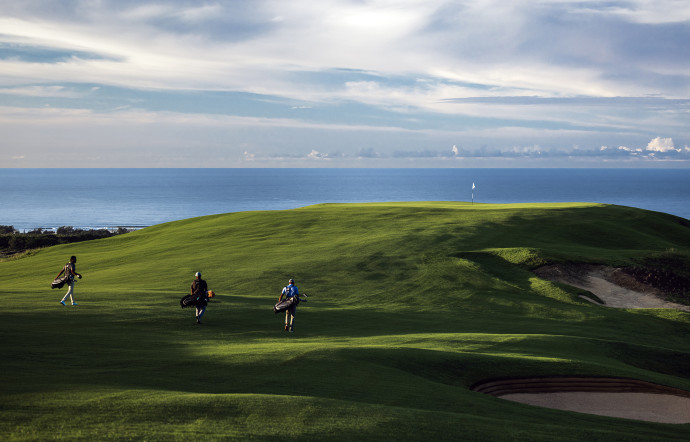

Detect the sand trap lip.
xmin=472 ymin=377 xmax=690 ymax=424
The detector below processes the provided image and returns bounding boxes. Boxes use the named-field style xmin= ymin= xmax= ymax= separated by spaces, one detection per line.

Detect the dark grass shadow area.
xmin=4 ymin=299 xmax=690 ymax=402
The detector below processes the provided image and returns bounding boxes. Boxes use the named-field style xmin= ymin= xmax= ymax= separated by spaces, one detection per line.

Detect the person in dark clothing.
xmin=56 ymin=255 xmax=82 ymax=306
xmin=191 ymin=271 xmax=208 ymax=324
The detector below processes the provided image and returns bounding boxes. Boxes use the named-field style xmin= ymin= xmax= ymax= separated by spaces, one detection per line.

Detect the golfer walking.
xmin=57 ymin=255 xmax=82 ymax=306
xmin=191 ymin=271 xmax=208 ymax=324
xmin=278 ymin=278 xmax=299 ymax=332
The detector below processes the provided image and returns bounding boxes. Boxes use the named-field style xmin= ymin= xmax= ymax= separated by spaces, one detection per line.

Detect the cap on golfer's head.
xmin=289 ymin=278 xmax=294 ymax=284
xmin=195 ymin=271 xmax=201 ymax=277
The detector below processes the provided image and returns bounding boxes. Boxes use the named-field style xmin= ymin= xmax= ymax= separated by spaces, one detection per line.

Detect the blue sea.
xmin=0 ymin=168 xmax=688 ymax=231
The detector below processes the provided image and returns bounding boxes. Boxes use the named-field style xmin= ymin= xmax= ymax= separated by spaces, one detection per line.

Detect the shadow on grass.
xmin=4 ymin=294 xmax=690 ymax=397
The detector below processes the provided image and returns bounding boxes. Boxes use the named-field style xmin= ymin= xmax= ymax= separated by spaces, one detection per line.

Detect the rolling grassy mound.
xmin=1 ymin=202 xmax=689 ymax=440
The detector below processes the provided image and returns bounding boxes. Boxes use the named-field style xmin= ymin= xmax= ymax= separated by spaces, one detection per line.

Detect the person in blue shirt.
xmin=278 ymin=278 xmax=299 ymax=332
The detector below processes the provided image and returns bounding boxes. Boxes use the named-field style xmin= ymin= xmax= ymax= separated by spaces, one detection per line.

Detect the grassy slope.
xmin=1 ymin=202 xmax=690 ymax=440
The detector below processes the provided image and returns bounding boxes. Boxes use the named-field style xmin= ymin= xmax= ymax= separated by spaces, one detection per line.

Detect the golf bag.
xmin=180 ymin=290 xmax=213 ymax=308
xmin=51 ymin=275 xmax=70 ymax=289
xmin=180 ymin=294 xmax=200 ymax=308
xmin=273 ymin=296 xmax=296 ymax=314
xmin=273 ymin=294 xmax=308 ymax=314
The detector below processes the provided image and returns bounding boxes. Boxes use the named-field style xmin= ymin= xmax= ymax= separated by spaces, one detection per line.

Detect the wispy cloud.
xmin=0 ymin=85 xmax=96 ymax=98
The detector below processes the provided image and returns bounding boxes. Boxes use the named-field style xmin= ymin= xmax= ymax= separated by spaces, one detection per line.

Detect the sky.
xmin=1 ymin=0 xmax=689 ymax=168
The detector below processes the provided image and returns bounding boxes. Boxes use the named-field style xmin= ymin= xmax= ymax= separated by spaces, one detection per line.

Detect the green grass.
xmin=1 ymin=202 xmax=690 ymax=440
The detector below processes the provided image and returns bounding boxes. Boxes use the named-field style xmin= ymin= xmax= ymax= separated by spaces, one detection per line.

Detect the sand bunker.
xmin=534 ymin=264 xmax=690 ymax=311
xmin=493 ymin=267 xmax=690 ymax=422
xmin=501 ymin=392 xmax=690 ymax=424
xmin=473 ymin=377 xmax=690 ymax=424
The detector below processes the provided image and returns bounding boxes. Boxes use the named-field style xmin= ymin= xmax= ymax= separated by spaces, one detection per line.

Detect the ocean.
xmin=0 ymin=168 xmax=688 ymax=231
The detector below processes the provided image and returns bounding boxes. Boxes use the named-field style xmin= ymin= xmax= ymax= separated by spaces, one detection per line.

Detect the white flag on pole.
xmin=472 ymin=182 xmax=475 ymax=190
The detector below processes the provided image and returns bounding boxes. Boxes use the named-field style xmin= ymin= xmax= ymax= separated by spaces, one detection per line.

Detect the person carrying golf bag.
xmin=190 ymin=271 xmax=208 ymax=324
xmin=55 ymin=255 xmax=82 ymax=306
xmin=278 ymin=278 xmax=299 ymax=332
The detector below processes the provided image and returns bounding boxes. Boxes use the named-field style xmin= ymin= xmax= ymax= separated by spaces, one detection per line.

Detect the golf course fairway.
xmin=1 ymin=202 xmax=689 ymax=440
